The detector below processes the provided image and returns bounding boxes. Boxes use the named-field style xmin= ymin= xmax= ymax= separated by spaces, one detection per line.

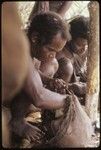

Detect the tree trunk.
xmin=28 ymin=1 xmax=72 ymax=22
xmin=49 ymin=1 xmax=72 ymax=17
xmin=85 ymin=2 xmax=99 ymax=122
xmin=28 ymin=1 xmax=49 ymax=22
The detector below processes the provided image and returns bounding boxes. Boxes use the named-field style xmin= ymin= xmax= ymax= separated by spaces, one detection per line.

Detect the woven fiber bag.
xmin=48 ymin=95 xmax=93 ymax=147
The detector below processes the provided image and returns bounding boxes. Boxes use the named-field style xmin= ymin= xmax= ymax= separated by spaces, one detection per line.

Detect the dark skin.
xmin=2 ymin=4 xmax=71 ymax=147
xmin=55 ymin=57 xmax=74 ymax=84
xmin=25 ymin=58 xmax=67 ymax=109
xmin=37 ymin=33 xmax=69 ymax=94
xmin=10 ymin=30 xmax=68 ymax=143
xmin=56 ymin=37 xmax=87 ymax=97
xmin=2 ymin=2 xmax=46 ymax=147
xmin=38 ymin=32 xmax=66 ymax=78
xmin=56 ymin=16 xmax=89 ymax=87
xmin=2 ymin=4 xmax=67 ymax=146
xmin=10 ymin=57 xmax=67 ymax=144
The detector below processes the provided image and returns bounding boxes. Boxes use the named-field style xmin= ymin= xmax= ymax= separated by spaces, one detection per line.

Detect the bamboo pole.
xmin=85 ymin=1 xmax=99 ymax=122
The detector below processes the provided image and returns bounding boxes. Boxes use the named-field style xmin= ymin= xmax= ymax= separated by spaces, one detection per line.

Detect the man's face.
xmin=73 ymin=38 xmax=88 ymax=54
xmin=41 ymin=32 xmax=67 ymax=60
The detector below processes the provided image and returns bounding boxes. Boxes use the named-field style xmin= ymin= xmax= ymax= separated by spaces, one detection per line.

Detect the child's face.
xmin=41 ymin=32 xmax=67 ymax=60
xmin=73 ymin=38 xmax=87 ymax=54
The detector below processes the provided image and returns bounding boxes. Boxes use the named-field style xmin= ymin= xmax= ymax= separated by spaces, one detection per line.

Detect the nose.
xmin=49 ymin=52 xmax=56 ymax=58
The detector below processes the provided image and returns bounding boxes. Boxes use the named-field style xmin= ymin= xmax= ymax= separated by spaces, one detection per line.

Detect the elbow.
xmin=34 ymin=100 xmax=42 ymax=108
xmin=34 ymin=99 xmax=46 ymax=109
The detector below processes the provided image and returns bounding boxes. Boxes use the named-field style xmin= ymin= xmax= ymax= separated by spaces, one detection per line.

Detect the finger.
xmin=29 ymin=131 xmax=42 ymax=141
xmin=26 ymin=135 xmax=31 ymax=142
xmin=58 ymin=79 xmax=66 ymax=85
xmin=35 ymin=139 xmax=42 ymax=144
xmin=34 ymin=129 xmax=45 ymax=137
xmin=55 ymin=82 xmax=62 ymax=89
xmin=62 ymin=89 xmax=66 ymax=94
xmin=31 ymin=134 xmax=40 ymax=141
xmin=32 ymin=126 xmax=42 ymax=132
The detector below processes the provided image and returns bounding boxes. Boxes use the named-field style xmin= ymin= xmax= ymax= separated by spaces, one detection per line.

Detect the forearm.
xmin=24 ymin=57 xmax=66 ymax=109
xmin=68 ymin=82 xmax=86 ymax=96
xmin=34 ymin=87 xmax=66 ymax=109
xmin=25 ymin=71 xmax=66 ymax=110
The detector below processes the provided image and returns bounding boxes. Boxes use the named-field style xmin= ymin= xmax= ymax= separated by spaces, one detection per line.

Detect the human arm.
xmin=68 ymin=82 xmax=86 ymax=96
xmin=24 ymin=57 xmax=67 ymax=110
xmin=32 ymin=57 xmax=68 ymax=93
xmin=38 ymin=70 xmax=52 ymax=85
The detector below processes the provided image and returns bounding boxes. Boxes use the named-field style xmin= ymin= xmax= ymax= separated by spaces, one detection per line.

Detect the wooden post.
xmin=28 ymin=1 xmax=73 ymax=22
xmin=85 ymin=2 xmax=99 ymax=122
xmin=28 ymin=2 xmax=49 ymax=22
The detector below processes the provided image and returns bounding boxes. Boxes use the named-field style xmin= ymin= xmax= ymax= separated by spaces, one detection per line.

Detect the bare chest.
xmin=40 ymin=58 xmax=59 ymax=78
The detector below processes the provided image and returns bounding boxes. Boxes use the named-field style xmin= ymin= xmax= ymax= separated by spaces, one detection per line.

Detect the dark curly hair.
xmin=27 ymin=11 xmax=70 ymax=57
xmin=69 ymin=16 xmax=89 ymax=39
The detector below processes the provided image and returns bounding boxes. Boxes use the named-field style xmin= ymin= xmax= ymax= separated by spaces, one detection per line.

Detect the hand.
xmin=46 ymin=78 xmax=67 ymax=94
xmin=10 ymin=119 xmax=44 ymax=143
xmin=23 ymin=122 xmax=44 ymax=143
xmin=68 ymin=82 xmax=86 ymax=96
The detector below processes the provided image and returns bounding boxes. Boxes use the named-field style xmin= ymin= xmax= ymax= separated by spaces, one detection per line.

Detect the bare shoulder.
xmin=58 ymin=57 xmax=73 ymax=74
xmin=58 ymin=56 xmax=72 ymax=65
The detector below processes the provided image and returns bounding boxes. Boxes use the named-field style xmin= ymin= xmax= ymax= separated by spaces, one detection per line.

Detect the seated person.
xmin=56 ymin=16 xmax=89 ymax=103
xmin=9 ymin=11 xmax=71 ymax=145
